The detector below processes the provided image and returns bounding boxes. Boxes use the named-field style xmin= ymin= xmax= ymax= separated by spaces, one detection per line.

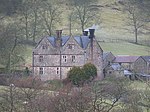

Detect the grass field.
xmin=100 ymin=42 xmax=150 ymax=56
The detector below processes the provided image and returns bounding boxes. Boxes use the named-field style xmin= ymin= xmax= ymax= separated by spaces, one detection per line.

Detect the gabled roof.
xmin=103 ymin=52 xmax=114 ymax=60
xmin=111 ymin=63 xmax=122 ymax=70
xmin=141 ymin=56 xmax=150 ymax=63
xmin=47 ymin=36 xmax=55 ymax=47
xmin=74 ymin=36 xmax=90 ymax=49
xmin=47 ymin=36 xmax=70 ymax=47
xmin=47 ymin=36 xmax=90 ymax=49
xmin=113 ymin=56 xmax=140 ymax=63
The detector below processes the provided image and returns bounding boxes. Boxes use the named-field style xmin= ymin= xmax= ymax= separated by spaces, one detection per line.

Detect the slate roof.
xmin=111 ymin=63 xmax=122 ymax=70
xmin=47 ymin=36 xmax=55 ymax=47
xmin=47 ymin=36 xmax=90 ymax=49
xmin=47 ymin=36 xmax=70 ymax=47
xmin=103 ymin=52 xmax=112 ymax=59
xmin=113 ymin=56 xmax=140 ymax=63
xmin=141 ymin=56 xmax=150 ymax=63
xmin=74 ymin=36 xmax=90 ymax=49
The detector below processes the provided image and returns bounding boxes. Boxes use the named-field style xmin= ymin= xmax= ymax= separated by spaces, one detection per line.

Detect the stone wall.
xmin=85 ymin=38 xmax=104 ymax=79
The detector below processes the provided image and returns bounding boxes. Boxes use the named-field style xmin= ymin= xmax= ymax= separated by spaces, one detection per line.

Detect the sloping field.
xmin=100 ymin=42 xmax=150 ymax=56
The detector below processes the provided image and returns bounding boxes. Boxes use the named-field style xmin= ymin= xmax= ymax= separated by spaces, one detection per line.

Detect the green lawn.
xmin=100 ymin=42 xmax=150 ymax=56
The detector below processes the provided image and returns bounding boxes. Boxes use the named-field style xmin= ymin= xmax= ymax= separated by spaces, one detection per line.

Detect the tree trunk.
xmin=135 ymin=28 xmax=138 ymax=44
xmin=25 ymin=10 xmax=29 ymax=40
xmin=33 ymin=9 xmax=37 ymax=42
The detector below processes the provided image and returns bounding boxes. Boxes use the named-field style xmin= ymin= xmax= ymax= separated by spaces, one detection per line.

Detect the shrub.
xmin=67 ymin=66 xmax=85 ymax=86
xmin=82 ymin=63 xmax=97 ymax=80
xmin=67 ymin=63 xmax=97 ymax=86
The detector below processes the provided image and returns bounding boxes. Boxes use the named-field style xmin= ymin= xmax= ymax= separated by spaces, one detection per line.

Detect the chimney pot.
xmin=83 ymin=31 xmax=88 ymax=36
xmin=89 ymin=29 xmax=95 ymax=38
xmin=56 ymin=30 xmax=62 ymax=38
xmin=56 ymin=30 xmax=62 ymax=47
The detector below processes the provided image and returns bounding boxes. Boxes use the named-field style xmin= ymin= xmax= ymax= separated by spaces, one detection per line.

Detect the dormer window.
xmin=42 ymin=45 xmax=47 ymax=49
xmin=68 ymin=44 xmax=74 ymax=49
xmin=39 ymin=55 xmax=44 ymax=62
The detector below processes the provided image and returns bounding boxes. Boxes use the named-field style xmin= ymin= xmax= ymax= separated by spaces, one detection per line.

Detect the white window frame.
xmin=62 ymin=55 xmax=67 ymax=63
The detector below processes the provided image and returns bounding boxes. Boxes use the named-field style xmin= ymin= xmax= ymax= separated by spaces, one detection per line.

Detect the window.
xmin=56 ymin=67 xmax=59 ymax=74
xmin=42 ymin=45 xmax=47 ymax=49
xmin=39 ymin=67 xmax=44 ymax=75
xmin=68 ymin=44 xmax=74 ymax=49
xmin=72 ymin=56 xmax=75 ymax=63
xmin=39 ymin=56 xmax=43 ymax=62
xmin=109 ymin=71 xmax=112 ymax=74
xmin=84 ymin=51 xmax=87 ymax=60
xmin=62 ymin=55 xmax=67 ymax=62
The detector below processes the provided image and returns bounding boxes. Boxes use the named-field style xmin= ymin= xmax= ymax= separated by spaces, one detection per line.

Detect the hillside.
xmin=0 ymin=0 xmax=150 ymax=68
xmin=100 ymin=42 xmax=150 ymax=56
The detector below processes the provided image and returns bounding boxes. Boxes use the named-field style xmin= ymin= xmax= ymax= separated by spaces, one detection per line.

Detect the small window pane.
xmin=42 ymin=45 xmax=47 ymax=49
xmin=68 ymin=44 xmax=74 ymax=49
xmin=39 ymin=67 xmax=43 ymax=75
xmin=39 ymin=56 xmax=43 ymax=62
xmin=62 ymin=55 xmax=67 ymax=63
xmin=72 ymin=56 xmax=75 ymax=63
xmin=56 ymin=67 xmax=59 ymax=74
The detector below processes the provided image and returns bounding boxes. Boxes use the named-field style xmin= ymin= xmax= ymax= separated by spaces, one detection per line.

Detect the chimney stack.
xmin=56 ymin=30 xmax=62 ymax=47
xmin=89 ymin=29 xmax=95 ymax=63
xmin=89 ymin=29 xmax=95 ymax=38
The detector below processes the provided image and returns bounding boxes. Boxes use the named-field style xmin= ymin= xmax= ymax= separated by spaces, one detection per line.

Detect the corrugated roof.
xmin=113 ymin=56 xmax=140 ymax=63
xmin=47 ymin=36 xmax=90 ymax=49
xmin=141 ymin=56 xmax=150 ymax=63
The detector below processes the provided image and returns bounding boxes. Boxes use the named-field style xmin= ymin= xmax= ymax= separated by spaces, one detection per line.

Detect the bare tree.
xmin=0 ymin=83 xmax=21 ymax=112
xmin=122 ymin=0 xmax=145 ymax=44
xmin=0 ymin=21 xmax=25 ymax=72
xmin=40 ymin=1 xmax=62 ymax=36
xmin=19 ymin=0 xmax=32 ymax=40
xmin=69 ymin=0 xmax=101 ymax=34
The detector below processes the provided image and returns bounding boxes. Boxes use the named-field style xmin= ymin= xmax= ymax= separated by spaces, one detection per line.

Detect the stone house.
xmin=32 ymin=29 xmax=104 ymax=81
